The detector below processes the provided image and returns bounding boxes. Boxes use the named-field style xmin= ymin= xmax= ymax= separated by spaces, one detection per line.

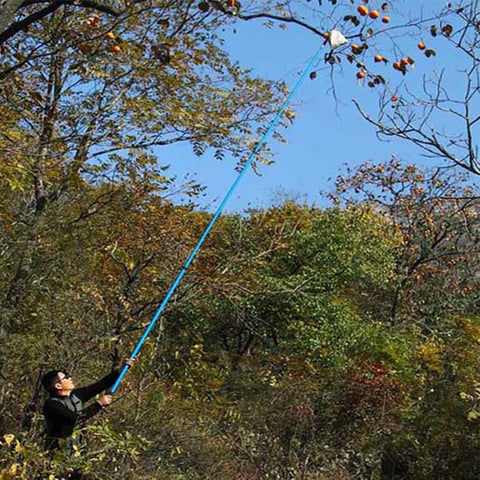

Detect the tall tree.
xmin=0 ymin=0 xmax=291 ymax=430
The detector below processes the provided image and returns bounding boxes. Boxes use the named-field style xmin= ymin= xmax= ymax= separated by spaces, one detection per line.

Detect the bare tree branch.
xmin=0 ymin=0 xmax=121 ymax=45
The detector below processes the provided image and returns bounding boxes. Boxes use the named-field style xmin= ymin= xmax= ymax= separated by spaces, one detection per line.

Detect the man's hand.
xmin=124 ymin=358 xmax=136 ymax=368
xmin=97 ymin=395 xmax=112 ymax=407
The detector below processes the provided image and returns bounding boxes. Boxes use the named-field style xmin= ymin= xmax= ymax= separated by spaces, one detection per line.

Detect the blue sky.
xmin=162 ymin=1 xmax=461 ymax=212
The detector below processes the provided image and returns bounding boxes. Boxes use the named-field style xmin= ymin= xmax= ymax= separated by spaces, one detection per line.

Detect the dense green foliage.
xmin=1 ymin=162 xmax=480 ymax=479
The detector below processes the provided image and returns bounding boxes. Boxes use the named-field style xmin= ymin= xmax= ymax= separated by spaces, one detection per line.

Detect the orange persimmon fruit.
xmin=351 ymin=43 xmax=362 ymax=54
xmin=357 ymin=5 xmax=369 ymax=16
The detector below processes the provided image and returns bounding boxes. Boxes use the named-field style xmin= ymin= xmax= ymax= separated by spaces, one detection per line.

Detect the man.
xmin=41 ymin=358 xmax=135 ymax=451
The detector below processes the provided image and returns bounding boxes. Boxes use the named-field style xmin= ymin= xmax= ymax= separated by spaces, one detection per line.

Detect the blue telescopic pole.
xmin=110 ymin=42 xmax=324 ymax=394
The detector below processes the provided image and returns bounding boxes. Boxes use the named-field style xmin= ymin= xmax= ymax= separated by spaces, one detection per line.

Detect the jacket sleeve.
xmin=74 ymin=370 xmax=119 ymax=402
xmin=44 ymin=399 xmax=103 ymax=438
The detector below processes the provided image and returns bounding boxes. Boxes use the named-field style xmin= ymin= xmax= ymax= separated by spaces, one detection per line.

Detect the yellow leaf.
xmin=3 ymin=434 xmax=14 ymax=447
xmin=467 ymin=411 xmax=480 ymax=421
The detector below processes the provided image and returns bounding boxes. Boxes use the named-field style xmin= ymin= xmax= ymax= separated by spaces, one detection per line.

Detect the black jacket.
xmin=43 ymin=370 xmax=119 ymax=449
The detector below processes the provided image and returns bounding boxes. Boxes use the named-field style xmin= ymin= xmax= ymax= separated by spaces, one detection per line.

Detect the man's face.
xmin=55 ymin=372 xmax=75 ymax=392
